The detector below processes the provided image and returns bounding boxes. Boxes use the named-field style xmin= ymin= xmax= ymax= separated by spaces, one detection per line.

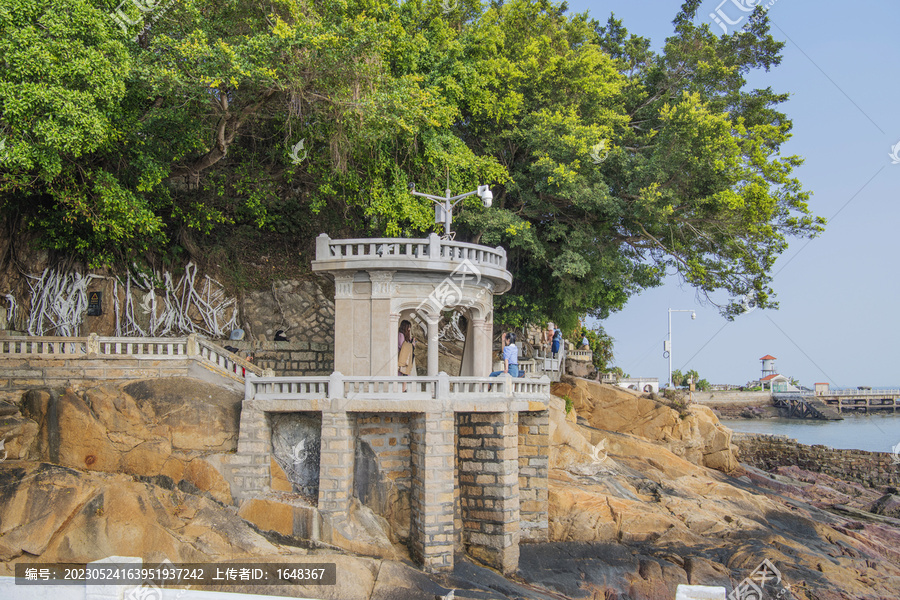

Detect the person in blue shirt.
xmin=490 ymin=332 xmax=519 ymax=377
xmin=581 ymin=335 xmax=589 ymax=349
xmin=551 ymin=327 xmax=562 ymax=358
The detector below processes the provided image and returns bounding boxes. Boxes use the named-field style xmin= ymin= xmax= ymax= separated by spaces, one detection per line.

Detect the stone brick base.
xmin=457 ymin=412 xmax=520 ymax=575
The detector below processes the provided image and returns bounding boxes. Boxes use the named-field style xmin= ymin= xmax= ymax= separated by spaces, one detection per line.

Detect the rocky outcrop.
xmin=2 ymin=371 xmax=900 ymax=599
xmin=541 ymin=393 xmax=900 ymax=599
xmin=5 ymin=379 xmax=240 ymax=504
xmin=552 ymin=377 xmax=738 ymax=472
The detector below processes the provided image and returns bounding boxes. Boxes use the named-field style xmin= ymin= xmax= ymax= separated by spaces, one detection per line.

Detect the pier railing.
xmin=817 ymin=388 xmax=900 ymax=397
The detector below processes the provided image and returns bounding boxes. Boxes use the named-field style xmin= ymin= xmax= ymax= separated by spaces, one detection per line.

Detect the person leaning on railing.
xmin=490 ymin=332 xmax=519 ymax=377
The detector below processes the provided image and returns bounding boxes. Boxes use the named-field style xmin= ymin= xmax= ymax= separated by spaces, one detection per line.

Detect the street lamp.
xmin=665 ymin=308 xmax=696 ymax=388
xmin=409 ymin=183 xmax=493 ymax=239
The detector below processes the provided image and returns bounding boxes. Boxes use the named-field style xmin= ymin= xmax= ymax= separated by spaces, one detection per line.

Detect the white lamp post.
xmin=666 ymin=308 xmax=696 ymax=388
xmin=409 ymin=183 xmax=492 ymax=239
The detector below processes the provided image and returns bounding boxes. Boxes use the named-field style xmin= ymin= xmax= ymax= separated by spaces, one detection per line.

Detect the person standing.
xmin=490 ymin=332 xmax=519 ymax=377
xmin=542 ymin=323 xmax=554 ymax=355
xmin=551 ymin=327 xmax=562 ymax=358
xmin=398 ymin=319 xmax=416 ymax=376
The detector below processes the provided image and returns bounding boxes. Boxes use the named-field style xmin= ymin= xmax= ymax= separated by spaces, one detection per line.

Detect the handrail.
xmin=196 ymin=338 xmax=263 ymax=378
xmin=0 ymin=334 xmax=263 ymax=380
xmin=814 ymin=389 xmax=900 ymax=396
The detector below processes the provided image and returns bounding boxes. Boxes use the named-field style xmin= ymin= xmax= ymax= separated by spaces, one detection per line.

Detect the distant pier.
xmin=816 ymin=388 xmax=900 ymax=413
xmin=772 ymin=393 xmax=842 ymax=420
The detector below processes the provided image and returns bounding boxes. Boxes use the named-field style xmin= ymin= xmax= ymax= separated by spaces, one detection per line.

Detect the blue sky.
xmin=570 ymin=0 xmax=900 ymax=387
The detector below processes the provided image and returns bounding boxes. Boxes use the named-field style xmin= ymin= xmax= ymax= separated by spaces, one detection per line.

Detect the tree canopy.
xmin=0 ymin=0 xmax=823 ymax=329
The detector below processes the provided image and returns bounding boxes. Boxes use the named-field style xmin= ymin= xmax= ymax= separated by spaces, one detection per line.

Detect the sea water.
xmin=720 ymin=412 xmax=900 ymax=453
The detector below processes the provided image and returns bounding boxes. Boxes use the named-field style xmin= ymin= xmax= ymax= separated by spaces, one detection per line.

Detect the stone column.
xmin=517 ymin=411 xmax=549 ymax=542
xmin=426 ymin=314 xmax=440 ymax=376
xmin=317 ymin=410 xmax=354 ymax=513
xmin=409 ymin=411 xmax=455 ymax=572
xmin=231 ymin=402 xmax=271 ymax=500
xmin=457 ymin=412 xmax=520 ymax=574
xmin=388 ymin=312 xmax=400 ymax=377
xmin=368 ymin=271 xmax=395 ymax=376
xmin=472 ymin=317 xmax=488 ymax=377
xmin=332 ymin=274 xmax=356 ymax=375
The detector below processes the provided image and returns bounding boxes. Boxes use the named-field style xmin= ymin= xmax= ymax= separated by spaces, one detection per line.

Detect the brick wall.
xmin=408 ymin=411 xmax=456 ymax=573
xmin=456 ymin=412 xmax=520 ymax=575
xmin=733 ymin=433 xmax=899 ymax=488
xmin=226 ymin=340 xmax=333 ymax=376
xmin=517 ymin=411 xmax=549 ymax=542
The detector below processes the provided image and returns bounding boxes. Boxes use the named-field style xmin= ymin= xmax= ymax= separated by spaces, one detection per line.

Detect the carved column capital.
xmin=368 ymin=270 xmax=396 ymax=299
xmin=334 ymin=273 xmax=356 ymax=299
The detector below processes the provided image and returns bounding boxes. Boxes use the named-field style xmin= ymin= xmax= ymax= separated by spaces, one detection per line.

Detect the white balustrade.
xmin=246 ymin=372 xmax=551 ymax=403
xmin=316 ymin=233 xmax=507 ymax=271
xmin=1 ymin=335 xmax=262 ymax=380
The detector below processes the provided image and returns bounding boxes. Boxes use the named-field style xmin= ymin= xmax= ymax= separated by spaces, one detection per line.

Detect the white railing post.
xmin=329 ymin=371 xmax=344 ymax=399
xmin=245 ymin=372 xmax=256 ymax=400
xmin=87 ymin=332 xmax=100 ymax=356
xmin=428 ymin=232 xmax=441 ymax=259
xmin=186 ymin=333 xmax=199 ymax=356
xmin=316 ymin=233 xmax=332 ymax=260
xmin=437 ymin=371 xmax=451 ymax=401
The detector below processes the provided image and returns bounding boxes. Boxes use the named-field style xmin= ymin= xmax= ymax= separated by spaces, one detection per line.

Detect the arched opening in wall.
xmin=353 ymin=412 xmax=412 ymax=545
xmin=400 ymin=305 xmax=481 ymax=377
xmin=629 ymin=385 xmax=638 ymax=391
xmin=643 ymin=384 xmax=653 ymax=393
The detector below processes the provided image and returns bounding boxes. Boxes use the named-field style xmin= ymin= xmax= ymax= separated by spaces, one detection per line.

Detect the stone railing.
xmin=568 ymin=349 xmax=593 ymax=361
xmin=313 ymin=233 xmax=512 ymax=292
xmin=316 ymin=232 xmax=507 ymax=270
xmin=245 ymin=372 xmax=551 ymax=402
xmin=0 ymin=334 xmax=263 ymax=380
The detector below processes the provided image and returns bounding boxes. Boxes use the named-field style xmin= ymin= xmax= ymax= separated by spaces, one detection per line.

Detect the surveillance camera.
xmin=477 ymin=185 xmax=493 ymax=208
xmin=408 ymin=182 xmax=415 ymax=192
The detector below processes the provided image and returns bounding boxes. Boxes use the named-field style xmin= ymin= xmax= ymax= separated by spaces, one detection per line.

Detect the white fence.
xmin=817 ymin=388 xmax=900 ymax=397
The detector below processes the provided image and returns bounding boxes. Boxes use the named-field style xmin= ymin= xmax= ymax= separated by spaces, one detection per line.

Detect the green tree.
xmin=455 ymin=1 xmax=822 ymax=328
xmin=0 ymin=0 xmax=822 ymax=332
xmin=573 ymin=324 xmax=614 ymax=372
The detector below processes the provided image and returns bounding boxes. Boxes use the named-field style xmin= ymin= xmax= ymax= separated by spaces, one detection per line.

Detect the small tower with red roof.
xmin=760 ymin=355 xmax=777 ymax=380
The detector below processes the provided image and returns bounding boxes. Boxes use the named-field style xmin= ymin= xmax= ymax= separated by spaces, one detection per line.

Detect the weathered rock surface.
xmin=552 ymin=377 xmax=738 ymax=472
xmin=538 ymin=388 xmax=900 ymax=599
xmin=2 ymin=371 xmax=900 ymax=599
xmin=7 ymin=379 xmax=240 ymax=504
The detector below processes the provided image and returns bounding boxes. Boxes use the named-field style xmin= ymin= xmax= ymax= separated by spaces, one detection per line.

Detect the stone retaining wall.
xmin=240 ymin=279 xmax=335 ymax=345
xmin=692 ymin=391 xmax=772 ymax=405
xmin=226 ymin=340 xmax=333 ymax=376
xmin=733 ymin=432 xmax=899 ymax=488
xmin=0 ymin=356 xmax=242 ymax=393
